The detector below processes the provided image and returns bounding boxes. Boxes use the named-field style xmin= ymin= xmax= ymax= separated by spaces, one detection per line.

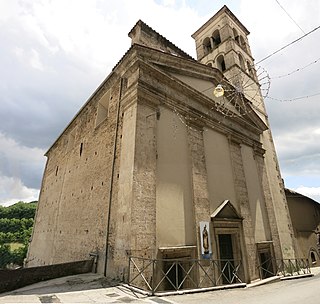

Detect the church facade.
xmin=27 ymin=6 xmax=297 ymax=286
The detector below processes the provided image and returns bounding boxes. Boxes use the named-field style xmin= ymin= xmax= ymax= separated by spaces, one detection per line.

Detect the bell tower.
xmin=192 ymin=5 xmax=253 ymax=75
xmin=192 ymin=5 xmax=297 ymax=261
xmin=192 ymin=5 xmax=264 ymax=114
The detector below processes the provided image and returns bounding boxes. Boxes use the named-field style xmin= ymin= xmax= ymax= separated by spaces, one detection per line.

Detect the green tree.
xmin=0 ymin=201 xmax=37 ymax=268
xmin=0 ymin=201 xmax=37 ymax=219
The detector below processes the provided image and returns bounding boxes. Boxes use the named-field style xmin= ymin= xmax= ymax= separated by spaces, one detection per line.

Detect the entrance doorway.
xmin=158 ymin=246 xmax=196 ymax=291
xmin=218 ymin=234 xmax=234 ymax=283
xmin=259 ymin=250 xmax=274 ymax=278
xmin=257 ymin=242 xmax=275 ymax=279
xmin=164 ymin=261 xmax=184 ymax=290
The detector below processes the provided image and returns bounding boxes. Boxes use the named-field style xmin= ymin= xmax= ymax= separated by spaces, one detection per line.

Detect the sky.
xmin=0 ymin=0 xmax=320 ymax=206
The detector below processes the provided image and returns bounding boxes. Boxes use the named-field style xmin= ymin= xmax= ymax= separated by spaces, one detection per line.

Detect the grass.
xmin=9 ymin=242 xmax=24 ymax=251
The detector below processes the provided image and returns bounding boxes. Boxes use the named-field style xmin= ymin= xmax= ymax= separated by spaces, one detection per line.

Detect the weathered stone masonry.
xmin=27 ymin=6 xmax=298 ymax=287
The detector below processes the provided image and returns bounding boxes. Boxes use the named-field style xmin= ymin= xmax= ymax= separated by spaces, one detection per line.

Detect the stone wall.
xmin=27 ymin=75 xmax=122 ymax=274
xmin=0 ymin=259 xmax=93 ymax=293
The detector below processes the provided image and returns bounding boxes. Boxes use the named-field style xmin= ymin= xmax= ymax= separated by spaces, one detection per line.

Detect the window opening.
xmin=233 ymin=28 xmax=240 ymax=44
xmin=239 ymin=36 xmax=247 ymax=51
xmin=203 ymin=37 xmax=212 ymax=55
xmin=238 ymin=53 xmax=245 ymax=70
xmin=80 ymin=143 xmax=83 ymax=156
xmin=216 ymin=54 xmax=226 ymax=72
xmin=212 ymin=29 xmax=221 ymax=48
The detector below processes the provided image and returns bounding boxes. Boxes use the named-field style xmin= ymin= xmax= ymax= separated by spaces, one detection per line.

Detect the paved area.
xmin=1 ymin=268 xmax=320 ymax=303
xmin=167 ymin=272 xmax=320 ymax=304
xmin=0 ymin=273 xmax=170 ymax=303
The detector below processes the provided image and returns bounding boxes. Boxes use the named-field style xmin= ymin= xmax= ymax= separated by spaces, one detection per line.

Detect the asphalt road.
xmin=1 ymin=271 xmax=320 ymax=303
xmin=166 ymin=275 xmax=320 ymax=304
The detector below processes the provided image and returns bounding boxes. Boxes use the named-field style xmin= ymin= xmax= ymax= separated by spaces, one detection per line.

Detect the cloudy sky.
xmin=0 ymin=0 xmax=320 ymax=206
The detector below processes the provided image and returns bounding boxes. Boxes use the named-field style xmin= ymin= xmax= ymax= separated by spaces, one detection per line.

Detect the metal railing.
xmin=128 ymin=256 xmax=244 ymax=294
xmin=257 ymin=258 xmax=311 ymax=279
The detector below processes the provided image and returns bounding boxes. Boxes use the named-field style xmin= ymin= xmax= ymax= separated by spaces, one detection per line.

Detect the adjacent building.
xmin=286 ymin=188 xmax=320 ymax=266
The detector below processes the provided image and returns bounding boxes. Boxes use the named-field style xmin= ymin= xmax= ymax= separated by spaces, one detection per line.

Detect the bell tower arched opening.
xmin=216 ymin=54 xmax=226 ymax=72
xmin=238 ymin=53 xmax=245 ymax=70
xmin=212 ymin=29 xmax=221 ymax=48
xmin=203 ymin=37 xmax=212 ymax=55
xmin=233 ymin=28 xmax=240 ymax=44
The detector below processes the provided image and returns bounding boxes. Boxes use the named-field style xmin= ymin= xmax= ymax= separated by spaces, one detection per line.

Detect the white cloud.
xmin=0 ymin=175 xmax=39 ymax=206
xmin=0 ymin=0 xmax=320 ymax=204
xmin=30 ymin=48 xmax=45 ymax=71
xmin=0 ymin=132 xmax=44 ymax=165
xmin=0 ymin=132 xmax=46 ymax=189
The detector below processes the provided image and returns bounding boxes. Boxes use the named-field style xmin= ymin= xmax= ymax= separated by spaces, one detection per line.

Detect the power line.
xmin=267 ymin=92 xmax=320 ymax=102
xmin=271 ymin=57 xmax=320 ymax=79
xmin=256 ymin=24 xmax=320 ymax=65
xmin=275 ymin=0 xmax=306 ymax=34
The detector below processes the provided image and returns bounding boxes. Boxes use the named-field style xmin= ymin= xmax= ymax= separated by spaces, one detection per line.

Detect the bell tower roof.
xmin=192 ymin=5 xmax=249 ymax=39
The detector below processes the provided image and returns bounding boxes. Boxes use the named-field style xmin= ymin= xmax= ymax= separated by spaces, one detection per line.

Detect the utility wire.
xmin=267 ymin=92 xmax=320 ymax=102
xmin=271 ymin=56 xmax=320 ymax=79
xmin=256 ymin=24 xmax=320 ymax=65
xmin=275 ymin=0 xmax=306 ymax=34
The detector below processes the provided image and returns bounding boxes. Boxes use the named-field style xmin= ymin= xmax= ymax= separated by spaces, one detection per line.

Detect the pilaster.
xmin=254 ymin=149 xmax=282 ymax=260
xmin=187 ymin=123 xmax=211 ymax=258
xmin=228 ymin=136 xmax=258 ymax=281
xmin=131 ymin=101 xmax=158 ymax=259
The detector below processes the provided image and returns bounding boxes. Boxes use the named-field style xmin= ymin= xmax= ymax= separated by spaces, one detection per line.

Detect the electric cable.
xmin=271 ymin=57 xmax=320 ymax=79
xmin=256 ymin=25 xmax=320 ymax=65
xmin=275 ymin=0 xmax=306 ymax=34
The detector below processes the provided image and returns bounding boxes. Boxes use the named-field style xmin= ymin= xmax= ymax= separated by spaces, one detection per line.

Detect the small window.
xmin=240 ymin=35 xmax=247 ymax=51
xmin=247 ymin=60 xmax=255 ymax=78
xmin=95 ymin=90 xmax=110 ymax=127
xmin=238 ymin=53 xmax=245 ymax=70
xmin=311 ymin=251 xmax=316 ymax=264
xmin=80 ymin=143 xmax=83 ymax=156
xmin=233 ymin=28 xmax=240 ymax=44
xmin=212 ymin=29 xmax=221 ymax=48
xmin=203 ymin=37 xmax=212 ymax=55
xmin=216 ymin=54 xmax=226 ymax=72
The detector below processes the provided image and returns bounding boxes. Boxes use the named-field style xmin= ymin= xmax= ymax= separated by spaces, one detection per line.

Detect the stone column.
xmin=228 ymin=136 xmax=258 ymax=281
xmin=131 ymin=101 xmax=158 ymax=258
xmin=187 ymin=125 xmax=211 ymax=257
xmin=254 ymin=148 xmax=282 ymax=260
xmin=187 ymin=124 xmax=211 ymax=287
xmin=126 ymin=101 xmax=158 ymax=289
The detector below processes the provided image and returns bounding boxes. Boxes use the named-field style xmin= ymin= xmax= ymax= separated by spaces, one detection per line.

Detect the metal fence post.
xmin=152 ymin=259 xmax=155 ymax=295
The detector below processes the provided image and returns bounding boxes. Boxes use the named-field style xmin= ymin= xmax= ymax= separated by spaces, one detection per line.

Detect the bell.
xmin=213 ymin=84 xmax=224 ymax=97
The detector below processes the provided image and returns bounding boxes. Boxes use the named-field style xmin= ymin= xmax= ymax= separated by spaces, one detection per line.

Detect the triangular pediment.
xmin=120 ymin=45 xmax=268 ymax=135
xmin=147 ymin=59 xmax=268 ymax=133
xmin=211 ymin=200 xmax=242 ymax=220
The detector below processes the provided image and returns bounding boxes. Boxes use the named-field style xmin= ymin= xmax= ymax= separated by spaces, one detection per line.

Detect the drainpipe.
xmin=104 ymin=77 xmax=124 ymax=277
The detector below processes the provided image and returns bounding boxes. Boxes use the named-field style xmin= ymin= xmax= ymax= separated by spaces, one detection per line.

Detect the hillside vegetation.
xmin=0 ymin=201 xmax=37 ymax=269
